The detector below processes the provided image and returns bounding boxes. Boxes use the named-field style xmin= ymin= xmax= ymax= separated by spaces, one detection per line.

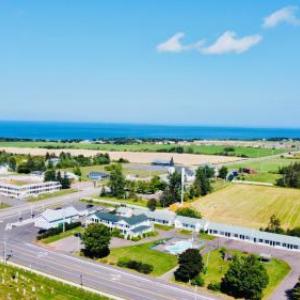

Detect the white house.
xmin=34 ymin=206 xmax=80 ymax=230
xmin=87 ymin=211 xmax=153 ymax=238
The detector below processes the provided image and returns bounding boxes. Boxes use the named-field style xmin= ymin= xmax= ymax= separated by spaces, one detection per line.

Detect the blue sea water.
xmin=0 ymin=121 xmax=300 ymax=140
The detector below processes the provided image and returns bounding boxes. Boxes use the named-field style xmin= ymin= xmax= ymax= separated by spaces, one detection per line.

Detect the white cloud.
xmin=200 ymin=31 xmax=262 ymax=55
xmin=156 ymin=32 xmax=204 ymax=53
xmin=263 ymin=6 xmax=300 ymax=28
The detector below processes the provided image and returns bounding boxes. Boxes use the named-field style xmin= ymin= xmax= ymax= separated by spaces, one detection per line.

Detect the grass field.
xmin=227 ymin=157 xmax=300 ymax=184
xmin=27 ymin=189 xmax=78 ymax=202
xmin=0 ymin=263 xmax=109 ymax=300
xmin=202 ymin=249 xmax=290 ymax=299
xmin=192 ymin=184 xmax=300 ymax=229
xmin=64 ymin=163 xmax=165 ymax=181
xmin=101 ymin=241 xmax=177 ymax=276
xmin=0 ymin=141 xmax=285 ymax=158
xmin=40 ymin=226 xmax=84 ymax=244
xmin=0 ymin=202 xmax=10 ymax=209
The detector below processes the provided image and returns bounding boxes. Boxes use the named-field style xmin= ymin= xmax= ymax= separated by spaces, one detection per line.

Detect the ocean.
xmin=0 ymin=121 xmax=300 ymax=140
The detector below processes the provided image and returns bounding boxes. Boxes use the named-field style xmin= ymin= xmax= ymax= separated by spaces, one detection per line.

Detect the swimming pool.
xmin=165 ymin=240 xmax=194 ymax=255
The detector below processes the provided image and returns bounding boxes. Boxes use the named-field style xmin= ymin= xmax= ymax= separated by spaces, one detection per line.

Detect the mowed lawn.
xmin=192 ymin=184 xmax=300 ymax=229
xmin=101 ymin=241 xmax=177 ymax=276
xmin=202 ymin=250 xmax=290 ymax=300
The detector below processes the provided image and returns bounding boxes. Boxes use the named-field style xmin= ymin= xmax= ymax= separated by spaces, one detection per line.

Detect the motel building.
xmin=0 ymin=181 xmax=62 ymax=199
xmin=87 ymin=211 xmax=153 ymax=238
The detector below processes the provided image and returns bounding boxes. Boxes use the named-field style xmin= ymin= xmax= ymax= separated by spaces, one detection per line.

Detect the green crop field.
xmin=0 ymin=141 xmax=286 ymax=158
xmin=0 ymin=263 xmax=109 ymax=300
xmin=101 ymin=241 xmax=177 ymax=276
xmin=192 ymin=184 xmax=300 ymax=229
xmin=202 ymin=249 xmax=290 ymax=299
xmin=227 ymin=157 xmax=300 ymax=184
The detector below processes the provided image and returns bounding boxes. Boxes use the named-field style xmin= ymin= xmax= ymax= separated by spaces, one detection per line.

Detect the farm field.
xmin=0 ymin=263 xmax=109 ymax=300
xmin=202 ymin=249 xmax=290 ymax=300
xmin=100 ymin=241 xmax=177 ymax=276
xmin=192 ymin=184 xmax=300 ymax=229
xmin=0 ymin=141 xmax=285 ymax=157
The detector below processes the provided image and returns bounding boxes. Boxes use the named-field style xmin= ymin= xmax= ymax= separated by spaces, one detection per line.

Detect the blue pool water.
xmin=165 ymin=241 xmax=194 ymax=255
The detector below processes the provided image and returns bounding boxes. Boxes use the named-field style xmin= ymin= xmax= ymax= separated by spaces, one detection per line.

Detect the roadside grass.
xmin=27 ymin=189 xmax=78 ymax=202
xmin=0 ymin=202 xmax=10 ymax=209
xmin=192 ymin=184 xmax=300 ymax=229
xmin=0 ymin=141 xmax=285 ymax=158
xmin=80 ymin=198 xmax=118 ymax=208
xmin=40 ymin=226 xmax=85 ymax=244
xmin=0 ymin=262 xmax=109 ymax=300
xmin=202 ymin=249 xmax=290 ymax=299
xmin=95 ymin=196 xmax=148 ymax=207
xmin=100 ymin=241 xmax=177 ymax=276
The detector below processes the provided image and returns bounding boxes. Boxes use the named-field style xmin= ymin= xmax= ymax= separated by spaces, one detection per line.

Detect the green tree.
xmin=73 ymin=166 xmax=82 ymax=177
xmin=149 ymin=175 xmax=166 ymax=193
xmin=8 ymin=157 xmax=16 ymax=172
xmin=174 ymin=249 xmax=204 ymax=282
xmin=147 ymin=198 xmax=157 ymax=211
xmin=218 ymin=166 xmax=228 ymax=180
xmin=44 ymin=169 xmax=56 ymax=181
xmin=108 ymin=164 xmax=126 ymax=198
xmin=61 ymin=173 xmax=71 ymax=189
xmin=193 ymin=167 xmax=212 ymax=196
xmin=160 ymin=171 xmax=181 ymax=207
xmin=81 ymin=223 xmax=111 ymax=258
xmin=287 ymin=277 xmax=300 ymax=300
xmin=221 ymin=255 xmax=269 ymax=300
xmin=265 ymin=214 xmax=284 ymax=234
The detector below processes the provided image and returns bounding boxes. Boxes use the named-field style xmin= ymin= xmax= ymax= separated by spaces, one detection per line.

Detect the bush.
xmin=117 ymin=259 xmax=153 ymax=274
xmin=176 ymin=207 xmax=202 ymax=219
xmin=207 ymin=282 xmax=221 ymax=291
xmin=191 ymin=276 xmax=205 ymax=287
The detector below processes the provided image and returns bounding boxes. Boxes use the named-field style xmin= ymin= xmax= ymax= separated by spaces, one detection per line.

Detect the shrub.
xmin=207 ymin=282 xmax=221 ymax=291
xmin=117 ymin=259 xmax=153 ymax=274
xmin=191 ymin=276 xmax=205 ymax=287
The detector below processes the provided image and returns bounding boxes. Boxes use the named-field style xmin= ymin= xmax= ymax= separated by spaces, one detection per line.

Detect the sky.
xmin=0 ymin=0 xmax=300 ymax=128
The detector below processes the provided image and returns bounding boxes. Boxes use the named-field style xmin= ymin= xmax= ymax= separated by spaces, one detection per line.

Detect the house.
xmin=87 ymin=211 xmax=153 ymax=238
xmin=34 ymin=206 xmax=80 ymax=230
xmin=143 ymin=210 xmax=175 ymax=226
xmin=88 ymin=172 xmax=109 ymax=181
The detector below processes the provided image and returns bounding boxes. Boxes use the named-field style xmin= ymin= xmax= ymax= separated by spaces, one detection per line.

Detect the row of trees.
xmin=44 ymin=169 xmax=71 ymax=189
xmin=277 ymin=163 xmax=300 ymax=189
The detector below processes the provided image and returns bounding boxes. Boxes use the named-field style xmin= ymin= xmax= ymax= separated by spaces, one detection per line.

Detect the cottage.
xmin=34 ymin=206 xmax=80 ymax=230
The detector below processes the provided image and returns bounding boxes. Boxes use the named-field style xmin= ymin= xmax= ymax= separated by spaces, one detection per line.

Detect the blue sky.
xmin=0 ymin=1 xmax=299 ymax=127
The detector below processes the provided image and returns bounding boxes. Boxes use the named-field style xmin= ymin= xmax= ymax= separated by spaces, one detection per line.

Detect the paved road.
xmin=0 ymin=223 xmax=220 ymax=300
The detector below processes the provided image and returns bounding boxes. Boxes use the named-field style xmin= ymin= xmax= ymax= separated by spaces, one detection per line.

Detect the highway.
xmin=0 ymin=223 xmax=219 ymax=300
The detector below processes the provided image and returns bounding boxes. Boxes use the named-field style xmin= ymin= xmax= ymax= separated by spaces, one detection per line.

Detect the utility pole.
xmin=181 ymin=167 xmax=185 ymax=205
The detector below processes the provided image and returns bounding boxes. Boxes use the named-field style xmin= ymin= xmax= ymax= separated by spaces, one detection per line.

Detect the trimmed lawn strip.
xmin=27 ymin=189 xmax=78 ymax=202
xmin=0 ymin=262 xmax=109 ymax=300
xmin=100 ymin=241 xmax=177 ymax=276
xmin=0 ymin=202 xmax=11 ymax=209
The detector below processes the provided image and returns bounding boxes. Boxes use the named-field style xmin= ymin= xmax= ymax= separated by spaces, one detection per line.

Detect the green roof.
xmin=94 ymin=211 xmax=148 ymax=226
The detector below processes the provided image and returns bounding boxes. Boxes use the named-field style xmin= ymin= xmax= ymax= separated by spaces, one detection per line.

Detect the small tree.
xmin=221 ymin=255 xmax=269 ymax=300
xmin=44 ymin=169 xmax=56 ymax=182
xmin=147 ymin=198 xmax=157 ymax=211
xmin=73 ymin=166 xmax=82 ymax=177
xmin=108 ymin=164 xmax=126 ymax=198
xmin=193 ymin=167 xmax=212 ymax=196
xmin=61 ymin=173 xmax=71 ymax=189
xmin=81 ymin=223 xmax=111 ymax=258
xmin=218 ymin=166 xmax=228 ymax=180
xmin=265 ymin=214 xmax=284 ymax=234
xmin=174 ymin=249 xmax=204 ymax=282
xmin=287 ymin=277 xmax=300 ymax=300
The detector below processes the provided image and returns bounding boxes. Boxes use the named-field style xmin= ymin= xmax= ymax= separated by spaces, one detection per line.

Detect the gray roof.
xmin=175 ymin=215 xmax=205 ymax=226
